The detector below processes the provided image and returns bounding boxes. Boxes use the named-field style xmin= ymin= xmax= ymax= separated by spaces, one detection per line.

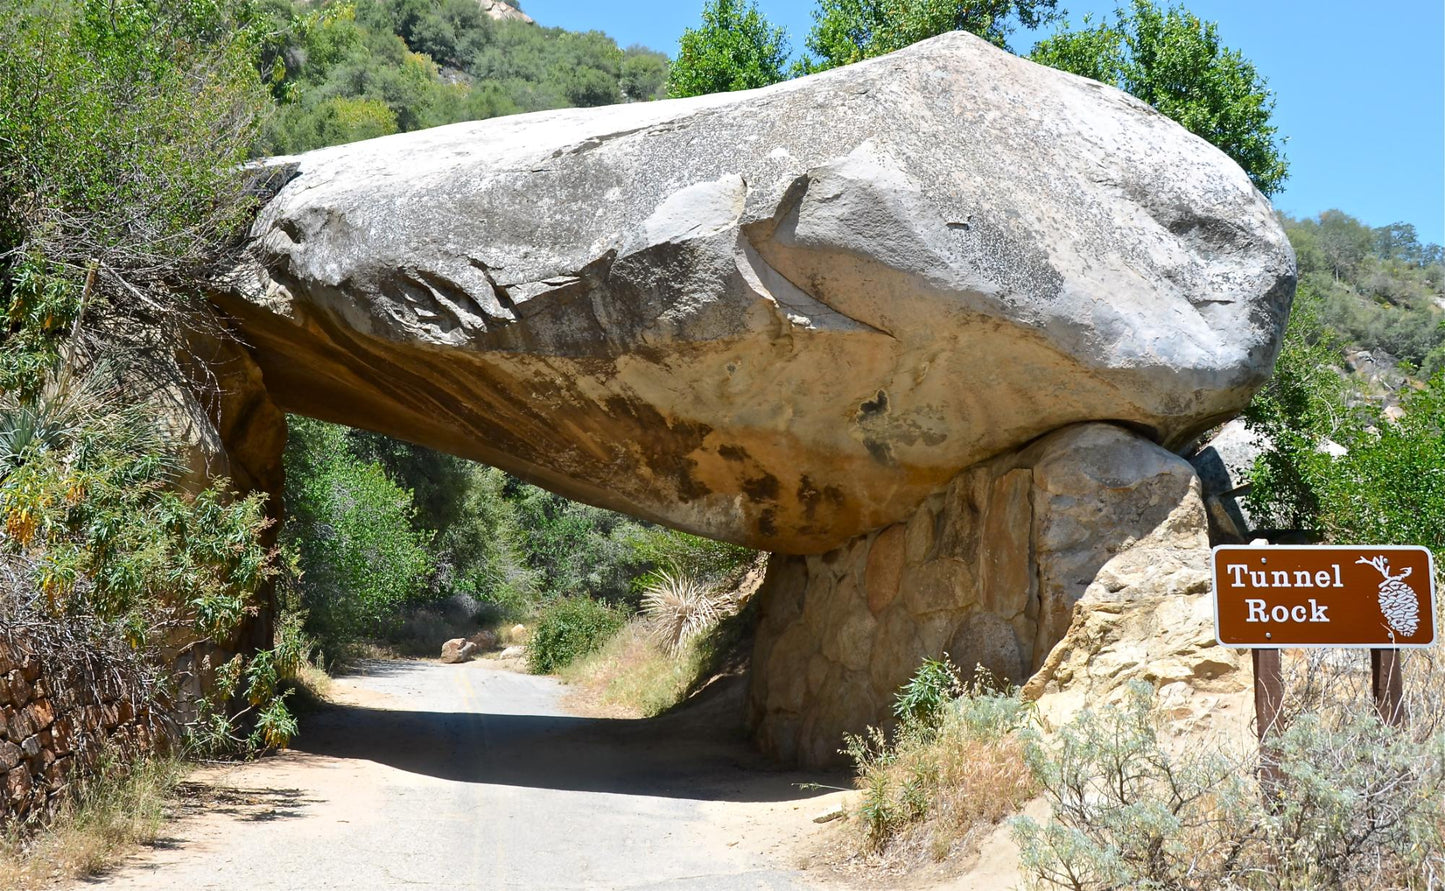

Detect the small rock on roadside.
xmin=440 ymin=639 xmax=478 ymax=664
xmin=811 ymin=805 xmax=847 ymax=824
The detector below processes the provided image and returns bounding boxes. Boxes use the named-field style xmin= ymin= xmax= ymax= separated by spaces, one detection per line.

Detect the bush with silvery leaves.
xmin=1012 ymin=681 xmax=1445 ymax=891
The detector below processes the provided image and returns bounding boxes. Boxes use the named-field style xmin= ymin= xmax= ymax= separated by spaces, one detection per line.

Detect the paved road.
xmin=81 ymin=660 xmax=839 ymax=891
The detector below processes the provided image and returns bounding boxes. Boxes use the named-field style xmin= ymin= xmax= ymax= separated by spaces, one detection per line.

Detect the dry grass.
xmin=846 ymin=709 xmax=1039 ymax=867
xmin=291 ymin=659 xmax=332 ymax=700
xmin=563 ymin=567 xmax=759 ymax=718
xmin=279 ymin=657 xmax=335 ymax=721
xmin=1302 ymin=597 xmax=1445 ymax=733
xmin=0 ymin=755 xmax=182 ymax=889
xmin=559 ymin=620 xmax=709 ymax=718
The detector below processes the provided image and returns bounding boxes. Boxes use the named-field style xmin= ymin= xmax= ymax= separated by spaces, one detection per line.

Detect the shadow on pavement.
xmin=291 ymin=674 xmax=842 ymax=804
xmin=77 ymin=785 xmax=315 ymax=885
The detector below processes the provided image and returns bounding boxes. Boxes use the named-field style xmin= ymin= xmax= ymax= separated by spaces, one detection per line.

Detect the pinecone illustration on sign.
xmin=1358 ymin=556 xmax=1421 ymax=638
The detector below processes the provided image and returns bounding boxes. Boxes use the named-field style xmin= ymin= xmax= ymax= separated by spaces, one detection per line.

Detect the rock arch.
xmin=208 ymin=32 xmax=1294 ymax=765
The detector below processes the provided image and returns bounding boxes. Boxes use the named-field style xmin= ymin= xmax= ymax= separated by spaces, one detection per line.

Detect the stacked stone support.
xmin=0 ymin=633 xmax=163 ymax=822
xmin=747 ymin=423 xmax=1237 ymax=766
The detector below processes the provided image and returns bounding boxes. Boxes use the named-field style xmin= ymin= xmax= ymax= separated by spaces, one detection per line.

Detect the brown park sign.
xmin=1214 ymin=545 xmax=1437 ymax=648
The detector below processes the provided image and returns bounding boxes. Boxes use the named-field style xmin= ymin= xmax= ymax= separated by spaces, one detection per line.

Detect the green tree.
xmin=343 ymin=431 xmax=537 ymax=612
xmin=1241 ymin=285 xmax=1348 ymax=531
xmin=1031 ymin=0 xmax=1288 ymax=196
xmin=1293 ymin=377 xmax=1445 ymax=554
xmin=1 ymin=0 xmax=269 ymax=396
xmin=281 ymin=418 xmax=434 ymax=654
xmin=1316 ymin=377 xmax=1445 ymax=555
xmin=1311 ymin=208 xmax=1376 ymax=280
xmin=667 ymin=0 xmax=791 ymax=98
xmin=803 ymin=0 xmax=1060 ymax=71
xmin=620 ymin=45 xmax=670 ymax=101
xmin=508 ymin=485 xmax=652 ymax=603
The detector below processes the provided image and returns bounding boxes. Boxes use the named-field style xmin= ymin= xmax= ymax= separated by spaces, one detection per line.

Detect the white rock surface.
xmin=479 ymin=0 xmax=532 ymax=24
xmin=217 ymin=31 xmax=1294 ymax=554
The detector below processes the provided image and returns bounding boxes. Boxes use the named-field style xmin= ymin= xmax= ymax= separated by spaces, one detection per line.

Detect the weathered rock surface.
xmin=479 ymin=0 xmax=533 ymax=24
xmin=747 ymin=422 xmax=1237 ymax=766
xmin=1189 ymin=418 xmax=1262 ymax=542
xmin=440 ymin=639 xmax=478 ymax=664
xmin=1022 ymin=438 xmax=1250 ymax=734
xmin=216 ymin=31 xmax=1294 ymax=554
xmin=1023 ymin=580 xmax=1249 ymax=740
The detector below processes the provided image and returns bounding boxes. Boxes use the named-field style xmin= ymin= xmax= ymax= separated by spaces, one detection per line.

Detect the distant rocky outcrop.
xmin=216 ymin=31 xmax=1294 ymax=556
xmin=480 ymin=0 xmax=533 ymax=25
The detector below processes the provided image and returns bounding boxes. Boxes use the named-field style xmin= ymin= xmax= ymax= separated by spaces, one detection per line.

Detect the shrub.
xmin=845 ymin=660 xmax=1037 ymax=861
xmin=0 ymin=362 xmax=292 ymax=754
xmin=0 ymin=0 xmax=292 ymax=762
xmin=1012 ymin=680 xmax=1445 ymax=891
xmin=892 ymin=657 xmax=962 ymax=728
xmin=1 ymin=0 xmax=269 ymax=396
xmin=526 ymin=596 xmax=624 ymax=674
xmin=640 ymin=570 xmax=735 ymax=656
xmin=1012 ymin=683 xmax=1259 ymax=890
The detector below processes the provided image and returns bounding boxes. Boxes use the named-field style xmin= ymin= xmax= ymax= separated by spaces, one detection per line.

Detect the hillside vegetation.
xmin=1245 ymin=213 xmax=1445 ymax=542
xmin=1283 ymin=211 xmax=1445 ymax=378
xmin=248 ymin=0 xmax=669 ymax=154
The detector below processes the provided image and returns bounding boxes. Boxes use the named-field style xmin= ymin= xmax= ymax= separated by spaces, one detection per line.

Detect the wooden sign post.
xmin=1212 ymin=544 xmax=1437 ymax=789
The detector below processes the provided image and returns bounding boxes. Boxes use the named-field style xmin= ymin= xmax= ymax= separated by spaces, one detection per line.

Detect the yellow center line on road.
xmin=453 ymin=664 xmax=503 ymax=886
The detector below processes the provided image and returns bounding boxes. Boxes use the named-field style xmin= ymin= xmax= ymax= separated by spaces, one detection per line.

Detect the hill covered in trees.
xmin=249 ymin=0 xmax=670 ymax=154
xmin=1282 ymin=211 xmax=1445 ymax=379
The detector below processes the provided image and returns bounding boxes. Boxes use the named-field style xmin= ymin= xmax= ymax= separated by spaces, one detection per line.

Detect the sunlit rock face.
xmin=745 ymin=423 xmax=1243 ymax=766
xmin=215 ymin=30 xmax=1293 ymax=555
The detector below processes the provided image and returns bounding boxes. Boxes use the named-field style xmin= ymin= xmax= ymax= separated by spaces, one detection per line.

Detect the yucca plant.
xmin=640 ymin=569 xmax=736 ymax=656
xmin=0 ymin=359 xmax=171 ymax=486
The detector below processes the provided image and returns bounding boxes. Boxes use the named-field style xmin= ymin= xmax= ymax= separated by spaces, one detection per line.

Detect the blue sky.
xmin=522 ymin=0 xmax=1445 ymax=246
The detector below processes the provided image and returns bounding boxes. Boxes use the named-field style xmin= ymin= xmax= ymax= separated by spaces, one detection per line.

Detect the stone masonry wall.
xmin=0 ymin=630 xmax=164 ymax=823
xmin=746 ymin=422 xmax=1224 ymax=766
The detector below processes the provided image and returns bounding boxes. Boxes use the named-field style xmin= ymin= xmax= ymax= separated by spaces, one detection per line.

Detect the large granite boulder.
xmin=216 ymin=30 xmax=1294 ymax=554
